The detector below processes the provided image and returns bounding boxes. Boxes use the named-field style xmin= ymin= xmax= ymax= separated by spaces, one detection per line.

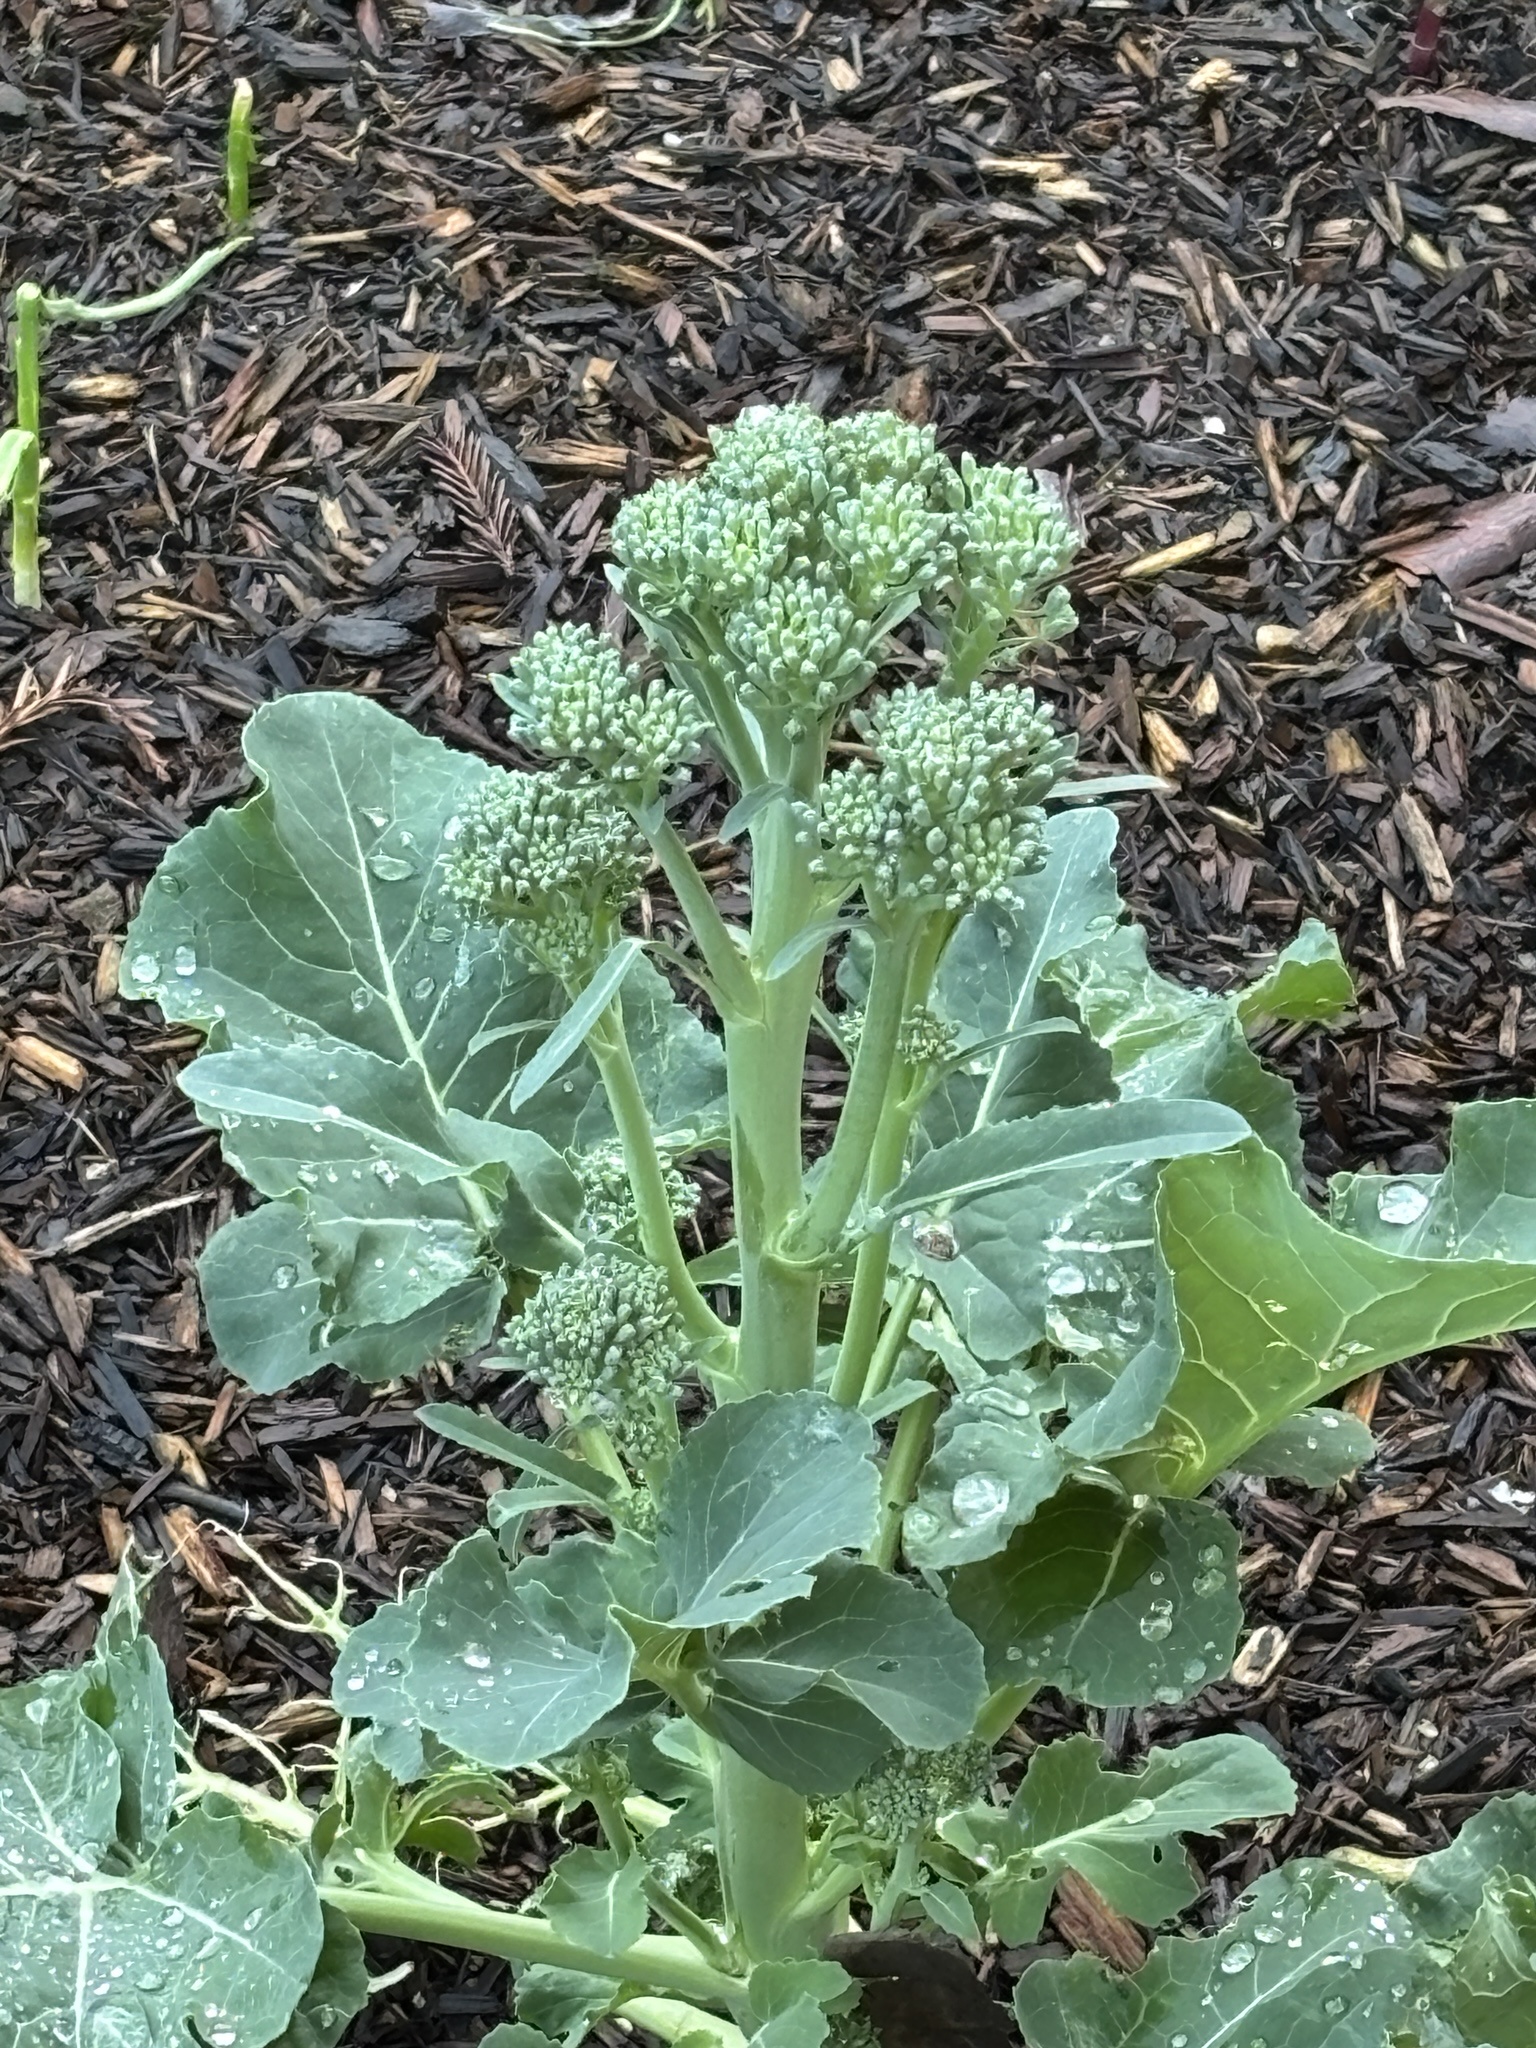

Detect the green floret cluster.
xmin=500 ymin=1249 xmax=689 ymax=1468
xmin=495 ymin=622 xmax=704 ymax=803
xmin=849 ymin=1737 xmax=995 ymax=1841
xmin=817 ymin=678 xmax=1076 ymax=918
xmin=608 ymin=406 xmax=1078 ymax=773
xmin=843 ymin=1001 xmax=958 ymax=1074
xmin=445 ymin=769 xmax=647 ymax=981
xmin=576 ymin=1144 xmax=698 ymax=1243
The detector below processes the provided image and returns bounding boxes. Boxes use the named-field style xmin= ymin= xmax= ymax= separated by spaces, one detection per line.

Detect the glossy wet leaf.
xmin=417 ymin=1401 xmax=617 ymax=1502
xmin=1234 ymin=1408 xmax=1375 ymax=1486
xmin=1401 ymin=1792 xmax=1536 ymax=1939
xmin=199 ymin=1202 xmax=327 ymax=1393
xmin=1445 ymin=1876 xmax=1536 ymax=2048
xmin=1137 ymin=1132 xmax=1536 ymax=1493
xmin=710 ymin=1558 xmax=986 ymax=1748
xmin=655 ymin=1393 xmax=880 ymax=1629
xmin=539 ymin=1846 xmax=649 ymax=1954
xmin=513 ymin=1968 xmax=616 ymax=2046
xmin=1047 ymin=923 xmax=1305 ymax=1175
xmin=1236 ymin=920 xmax=1354 ymax=1028
xmin=904 ymin=1373 xmax=1068 ymax=1568
xmin=1014 ymin=1862 xmax=1421 ymax=2048
xmin=0 ymin=1667 xmax=323 ymax=2048
xmin=885 ymin=1099 xmax=1249 ymax=1224
xmin=947 ymin=1485 xmax=1241 ymax=1707
xmin=942 ymin=1731 xmax=1295 ymax=1944
xmin=1329 ymin=1099 xmax=1536 ymax=1261
xmin=271 ymin=1906 xmax=370 ymax=2048
xmin=701 ymin=1678 xmax=892 ymax=1796
xmin=333 ymin=1532 xmax=636 ymax=1768
xmin=82 ymin=1635 xmax=178 ymax=1856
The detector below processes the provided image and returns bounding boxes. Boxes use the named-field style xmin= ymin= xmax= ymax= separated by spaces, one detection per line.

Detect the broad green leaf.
xmin=0 ymin=1669 xmax=120 ymax=1878
xmin=904 ymin=1373 xmax=1068 ymax=1568
xmin=710 ymin=1558 xmax=987 ymax=1748
xmin=747 ymin=1961 xmax=855 ymax=2025
xmin=482 ymin=2029 xmax=558 ymax=2048
xmin=539 ymin=1845 xmax=649 ymax=1954
xmin=333 ymin=1533 xmax=636 ymax=1769
xmin=3 ymin=1790 xmax=324 ymax=2048
xmin=1135 ymin=1132 xmax=1536 ymax=1494
xmin=1014 ymin=1862 xmax=1423 ymax=2048
xmin=1447 ymin=1876 xmax=1536 ymax=2048
xmin=271 ymin=1906 xmax=370 ymax=2048
xmin=884 ymin=1099 xmax=1250 ymax=1223
xmin=1401 ymin=1792 xmax=1536 ymax=1939
xmin=1330 ymin=1099 xmax=1536 ymax=1260
xmin=1048 ymin=923 xmax=1303 ymax=1174
xmin=655 ymin=1393 xmax=880 ymax=1629
xmin=82 ymin=1635 xmax=178 ymax=1856
xmin=701 ymin=1680 xmax=892 ymax=1796
xmin=917 ymin=1878 xmax=982 ymax=1944
xmin=749 ymin=1999 xmax=830 ymax=2048
xmin=926 ymin=807 xmax=1120 ymax=1144
xmin=947 ymin=1485 xmax=1241 ymax=1707
xmin=417 ymin=1402 xmax=617 ymax=1502
xmin=514 ymin=1968 xmax=616 ymax=2046
xmin=942 ymin=1732 xmax=1295 ymax=1944
xmin=1235 ymin=1408 xmax=1375 ymax=1486
xmin=1237 ymin=919 xmax=1354 ymax=1027
xmin=200 ymin=1203 xmax=328 ymax=1393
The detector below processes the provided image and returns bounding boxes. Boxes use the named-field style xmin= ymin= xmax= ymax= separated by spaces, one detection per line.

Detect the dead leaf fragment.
xmin=1376 ymin=88 xmax=1536 ymax=144
xmin=161 ymin=1507 xmax=241 ymax=1603
xmin=1385 ymin=492 xmax=1536 ymax=590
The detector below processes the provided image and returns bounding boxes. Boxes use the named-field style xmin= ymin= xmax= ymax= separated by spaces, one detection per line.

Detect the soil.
xmin=3 ymin=0 xmax=1536 ymax=2036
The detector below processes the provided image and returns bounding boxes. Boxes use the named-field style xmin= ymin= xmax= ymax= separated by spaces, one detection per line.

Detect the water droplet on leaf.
xmin=1376 ymin=1179 xmax=1430 ymax=1226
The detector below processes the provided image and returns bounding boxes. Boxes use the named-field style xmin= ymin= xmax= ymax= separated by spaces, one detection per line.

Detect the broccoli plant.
xmin=13 ymin=406 xmax=1536 ymax=2046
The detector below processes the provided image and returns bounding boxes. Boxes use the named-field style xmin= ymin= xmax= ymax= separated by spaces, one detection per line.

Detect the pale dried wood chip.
xmin=1142 ymin=707 xmax=1194 ymax=777
xmin=1393 ymin=792 xmax=1455 ymax=903
xmin=1231 ymin=1622 xmax=1291 ymax=1687
xmin=1325 ymin=728 xmax=1371 ymax=775
xmin=1052 ymin=1869 xmax=1149 ymax=1971
xmin=7 ymin=1033 xmax=87 ymax=1090
xmin=162 ymin=1506 xmax=242 ymax=1603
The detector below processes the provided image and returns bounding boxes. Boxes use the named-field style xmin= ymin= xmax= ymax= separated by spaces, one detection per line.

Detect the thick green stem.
xmin=865 ymin=1381 xmax=940 ymax=1571
xmin=726 ymin=798 xmax=828 ymax=1398
xmin=975 ymin=1682 xmax=1039 ymax=1745
xmin=9 ymin=285 xmax=42 ymax=610
xmin=323 ymin=1853 xmax=745 ymax=2006
xmin=644 ymin=813 xmax=759 ymax=1020
xmin=712 ymin=1742 xmax=814 ymax=1963
xmin=42 ymin=235 xmax=250 ymax=324
xmin=861 ymin=1272 xmax=925 ymax=1405
xmin=827 ymin=1095 xmax=915 ymax=1407
xmin=586 ymin=1000 xmax=730 ymax=1350
xmin=618 ymin=2000 xmax=745 ymax=2048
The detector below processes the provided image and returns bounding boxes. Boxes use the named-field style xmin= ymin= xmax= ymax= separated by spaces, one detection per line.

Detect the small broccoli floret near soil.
xmin=499 ymin=1250 xmax=690 ymax=1468
xmin=849 ymin=1737 xmax=995 ymax=1841
xmin=495 ymin=621 xmax=705 ymax=803
xmin=445 ymin=768 xmax=646 ymax=980
xmin=576 ymin=1144 xmax=698 ymax=1243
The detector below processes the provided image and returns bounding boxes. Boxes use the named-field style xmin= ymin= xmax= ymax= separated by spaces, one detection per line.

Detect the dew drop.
xmin=129 ymin=952 xmax=161 ymax=986
xmin=1218 ymin=1939 xmax=1255 ymax=1974
xmin=172 ymin=944 xmax=198 ymax=976
xmin=1376 ymin=1179 xmax=1430 ymax=1227
xmin=366 ymin=852 xmax=415 ymax=882
xmin=462 ymin=1646 xmax=492 ymax=1671
xmin=344 ymin=1673 xmax=367 ymax=1694
xmin=951 ymin=1472 xmax=1011 ymax=1527
xmin=1139 ymin=1600 xmax=1174 ymax=1642
xmin=272 ymin=1264 xmax=298 ymax=1291
xmin=412 ymin=976 xmax=436 ymax=1002
xmin=1046 ymin=1263 xmax=1087 ymax=1297
xmin=1322 ymin=1997 xmax=1346 ymax=2017
xmin=373 ymin=1158 xmax=401 ymax=1187
xmin=350 ymin=985 xmax=374 ymax=1012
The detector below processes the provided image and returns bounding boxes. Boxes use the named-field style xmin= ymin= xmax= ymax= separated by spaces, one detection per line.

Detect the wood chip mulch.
xmin=3 ymin=0 xmax=1536 ymax=2028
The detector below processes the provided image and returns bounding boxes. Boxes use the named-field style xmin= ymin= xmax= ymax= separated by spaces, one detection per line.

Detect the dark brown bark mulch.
xmin=4 ymin=0 xmax=1536 ymax=2034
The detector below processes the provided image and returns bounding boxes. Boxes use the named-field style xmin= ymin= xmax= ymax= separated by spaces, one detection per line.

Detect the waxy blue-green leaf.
xmin=417 ymin=1402 xmax=618 ymax=1503
xmin=539 ymin=1846 xmax=649 ymax=1955
xmin=1444 ymin=1876 xmax=1536 ymax=2048
xmin=947 ymin=1484 xmax=1241 ymax=1707
xmin=82 ymin=1635 xmax=178 ymax=1857
xmin=701 ymin=1678 xmax=893 ymax=1796
xmin=271 ymin=1906 xmax=370 ymax=2048
xmin=513 ymin=1968 xmax=616 ymax=2047
xmin=0 ymin=1669 xmax=324 ymax=2048
xmin=1234 ymin=1407 xmax=1375 ymax=1486
xmin=655 ymin=1393 xmax=880 ymax=1629
xmin=333 ymin=1532 xmax=637 ymax=1769
xmin=903 ymin=1373 xmax=1068 ymax=1568
xmin=1401 ymin=1792 xmax=1536 ymax=1939
xmin=710 ymin=1558 xmax=987 ymax=1748
xmin=882 ymin=1099 xmax=1250 ymax=1225
xmin=506 ymin=939 xmax=643 ymax=1111
xmin=1330 ymin=1099 xmax=1536 ymax=1261
xmin=1014 ymin=1862 xmax=1420 ymax=2048
xmin=942 ymin=1732 xmax=1295 ymax=1945
xmin=1237 ymin=919 xmax=1354 ymax=1028
xmin=200 ymin=1202 xmax=327 ymax=1392
xmin=1047 ymin=923 xmax=1308 ymax=1175
xmin=925 ymin=808 xmax=1119 ymax=1144
xmin=1129 ymin=1126 xmax=1536 ymax=1494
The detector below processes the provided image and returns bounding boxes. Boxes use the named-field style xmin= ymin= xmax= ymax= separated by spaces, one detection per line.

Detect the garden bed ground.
xmin=3 ymin=0 xmax=1536 ymax=2033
